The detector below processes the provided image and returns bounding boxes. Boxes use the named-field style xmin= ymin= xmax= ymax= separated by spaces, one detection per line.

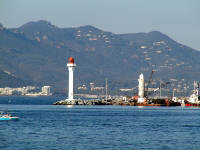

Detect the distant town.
xmin=0 ymin=86 xmax=52 ymax=96
xmin=76 ymin=79 xmax=194 ymax=97
xmin=0 ymin=78 xmax=196 ymax=98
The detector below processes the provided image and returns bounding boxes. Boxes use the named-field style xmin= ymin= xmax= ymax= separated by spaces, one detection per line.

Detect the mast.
xmin=105 ymin=78 xmax=108 ymax=101
xmin=160 ymin=81 xmax=162 ymax=98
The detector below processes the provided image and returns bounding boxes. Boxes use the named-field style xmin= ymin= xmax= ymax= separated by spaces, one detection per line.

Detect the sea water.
xmin=0 ymin=96 xmax=200 ymax=150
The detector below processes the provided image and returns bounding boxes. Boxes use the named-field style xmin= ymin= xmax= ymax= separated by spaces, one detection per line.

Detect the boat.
xmin=185 ymin=81 xmax=200 ymax=107
xmin=0 ymin=112 xmax=19 ymax=121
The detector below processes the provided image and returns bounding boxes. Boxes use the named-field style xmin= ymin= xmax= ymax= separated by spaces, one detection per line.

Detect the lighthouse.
xmin=138 ymin=73 xmax=145 ymax=103
xmin=66 ymin=57 xmax=76 ymax=101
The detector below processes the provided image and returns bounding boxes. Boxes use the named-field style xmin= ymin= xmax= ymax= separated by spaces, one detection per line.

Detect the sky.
xmin=0 ymin=0 xmax=200 ymax=50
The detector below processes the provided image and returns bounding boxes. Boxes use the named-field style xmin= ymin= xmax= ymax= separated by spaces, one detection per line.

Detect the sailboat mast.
xmin=106 ymin=78 xmax=108 ymax=101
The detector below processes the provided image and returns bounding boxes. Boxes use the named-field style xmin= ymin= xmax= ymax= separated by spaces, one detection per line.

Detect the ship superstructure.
xmin=187 ymin=81 xmax=200 ymax=104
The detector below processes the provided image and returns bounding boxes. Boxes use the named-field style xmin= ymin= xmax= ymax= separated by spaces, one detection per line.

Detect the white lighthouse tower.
xmin=138 ymin=73 xmax=145 ymax=103
xmin=66 ymin=57 xmax=76 ymax=101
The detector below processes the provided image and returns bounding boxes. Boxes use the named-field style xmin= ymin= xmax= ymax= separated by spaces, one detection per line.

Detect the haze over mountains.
xmin=0 ymin=20 xmax=200 ymax=94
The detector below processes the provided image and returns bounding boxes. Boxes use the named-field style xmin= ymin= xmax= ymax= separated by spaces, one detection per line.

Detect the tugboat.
xmin=0 ymin=112 xmax=19 ymax=121
xmin=185 ymin=81 xmax=200 ymax=107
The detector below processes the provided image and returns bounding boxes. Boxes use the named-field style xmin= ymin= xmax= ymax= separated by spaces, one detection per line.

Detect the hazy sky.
xmin=0 ymin=0 xmax=200 ymax=50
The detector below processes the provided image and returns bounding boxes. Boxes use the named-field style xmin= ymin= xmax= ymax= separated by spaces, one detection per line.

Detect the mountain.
xmin=0 ymin=20 xmax=200 ymax=94
xmin=0 ymin=70 xmax=28 ymax=88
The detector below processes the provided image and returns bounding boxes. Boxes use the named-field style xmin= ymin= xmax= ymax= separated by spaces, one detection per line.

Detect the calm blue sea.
xmin=1 ymin=96 xmax=200 ymax=150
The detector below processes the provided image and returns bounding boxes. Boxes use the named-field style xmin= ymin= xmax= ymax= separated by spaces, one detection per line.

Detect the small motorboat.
xmin=0 ymin=112 xmax=19 ymax=121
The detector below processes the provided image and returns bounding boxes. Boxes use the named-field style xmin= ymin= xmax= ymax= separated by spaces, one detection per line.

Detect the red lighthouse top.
xmin=68 ymin=57 xmax=75 ymax=64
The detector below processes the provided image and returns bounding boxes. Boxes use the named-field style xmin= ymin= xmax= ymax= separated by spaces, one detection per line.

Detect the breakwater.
xmin=53 ymin=99 xmax=111 ymax=105
xmin=53 ymin=98 xmax=181 ymax=106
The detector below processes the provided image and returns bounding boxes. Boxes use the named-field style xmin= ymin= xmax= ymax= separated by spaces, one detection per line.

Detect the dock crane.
xmin=148 ymin=81 xmax=170 ymax=97
xmin=144 ymin=69 xmax=171 ymax=99
xmin=144 ymin=69 xmax=155 ymax=98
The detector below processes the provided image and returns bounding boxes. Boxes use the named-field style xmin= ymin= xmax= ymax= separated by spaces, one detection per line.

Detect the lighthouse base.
xmin=54 ymin=99 xmax=78 ymax=105
xmin=65 ymin=99 xmax=77 ymax=104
